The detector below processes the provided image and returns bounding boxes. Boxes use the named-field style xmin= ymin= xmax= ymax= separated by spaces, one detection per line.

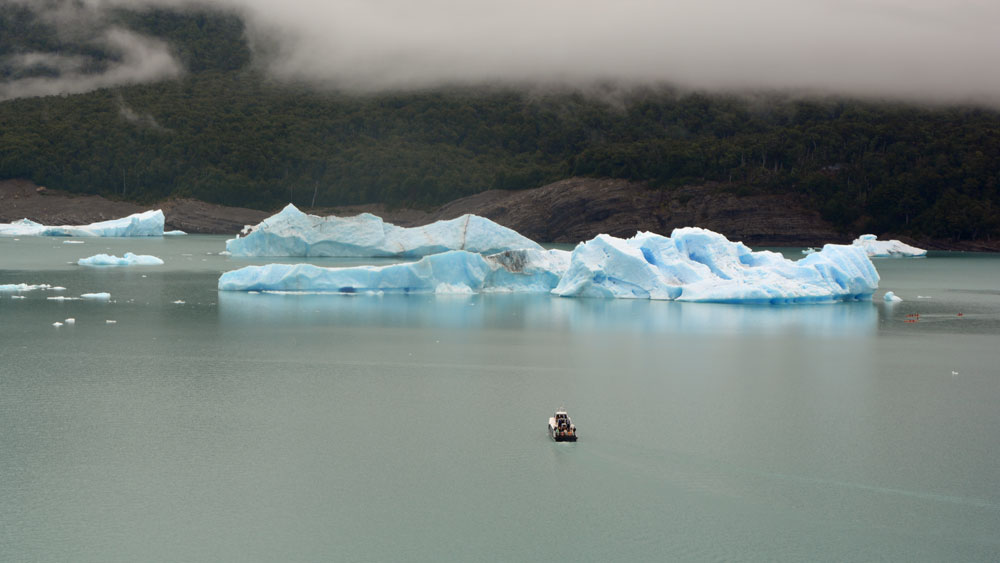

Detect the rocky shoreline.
xmin=2 ymin=178 xmax=997 ymax=251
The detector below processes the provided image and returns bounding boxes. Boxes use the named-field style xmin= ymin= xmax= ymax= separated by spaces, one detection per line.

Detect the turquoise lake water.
xmin=1 ymin=235 xmax=999 ymax=562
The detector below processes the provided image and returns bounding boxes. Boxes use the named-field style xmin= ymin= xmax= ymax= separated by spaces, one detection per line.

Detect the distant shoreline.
xmin=2 ymin=178 xmax=997 ymax=252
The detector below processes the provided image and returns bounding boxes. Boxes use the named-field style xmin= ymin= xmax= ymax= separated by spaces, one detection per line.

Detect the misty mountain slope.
xmin=0 ymin=3 xmax=999 ymax=243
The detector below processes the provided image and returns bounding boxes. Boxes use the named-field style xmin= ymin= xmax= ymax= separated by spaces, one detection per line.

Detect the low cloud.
xmin=0 ymin=26 xmax=183 ymax=101
xmin=5 ymin=0 xmax=1000 ymax=105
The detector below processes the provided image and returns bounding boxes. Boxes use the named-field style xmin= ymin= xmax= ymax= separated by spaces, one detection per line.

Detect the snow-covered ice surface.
xmin=225 ymin=204 xmax=542 ymax=257
xmin=852 ymin=234 xmax=927 ymax=257
xmin=0 ymin=210 xmax=165 ymax=237
xmin=78 ymin=252 xmax=164 ymax=266
xmin=219 ymin=228 xmax=880 ymax=303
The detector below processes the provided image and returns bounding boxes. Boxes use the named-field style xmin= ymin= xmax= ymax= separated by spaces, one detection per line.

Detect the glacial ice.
xmin=225 ymin=204 xmax=542 ymax=257
xmin=219 ymin=248 xmax=570 ymax=294
xmin=0 ymin=210 xmax=165 ymax=237
xmin=81 ymin=292 xmax=111 ymax=300
xmin=552 ymin=229 xmax=879 ymax=303
xmin=78 ymin=252 xmax=164 ymax=266
xmin=852 ymin=234 xmax=927 ymax=257
xmin=883 ymin=291 xmax=903 ymax=302
xmin=219 ymin=227 xmax=880 ymax=303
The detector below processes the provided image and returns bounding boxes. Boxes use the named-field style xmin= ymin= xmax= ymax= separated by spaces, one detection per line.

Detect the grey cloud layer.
xmin=8 ymin=0 xmax=1000 ymax=104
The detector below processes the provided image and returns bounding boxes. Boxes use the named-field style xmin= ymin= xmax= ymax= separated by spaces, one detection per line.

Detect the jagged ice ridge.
xmin=225 ymin=204 xmax=542 ymax=257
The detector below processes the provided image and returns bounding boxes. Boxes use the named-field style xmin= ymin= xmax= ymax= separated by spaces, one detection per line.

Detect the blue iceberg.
xmin=0 ymin=210 xmax=165 ymax=237
xmin=78 ymin=252 xmax=164 ymax=266
xmin=552 ymin=229 xmax=879 ymax=303
xmin=218 ymin=248 xmax=570 ymax=294
xmin=219 ymin=227 xmax=880 ymax=303
xmin=225 ymin=204 xmax=542 ymax=257
xmin=852 ymin=234 xmax=927 ymax=257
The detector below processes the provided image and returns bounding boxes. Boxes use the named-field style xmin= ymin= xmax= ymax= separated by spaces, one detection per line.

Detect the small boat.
xmin=548 ymin=409 xmax=577 ymax=442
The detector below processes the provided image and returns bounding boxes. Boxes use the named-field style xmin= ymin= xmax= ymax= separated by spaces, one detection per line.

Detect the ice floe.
xmin=852 ymin=234 xmax=927 ymax=257
xmin=164 ymin=230 xmax=187 ymax=236
xmin=219 ymin=227 xmax=880 ymax=303
xmin=0 ymin=210 xmax=165 ymax=237
xmin=225 ymin=204 xmax=542 ymax=257
xmin=0 ymin=283 xmax=53 ymax=292
xmin=81 ymin=292 xmax=111 ymax=300
xmin=78 ymin=252 xmax=164 ymax=266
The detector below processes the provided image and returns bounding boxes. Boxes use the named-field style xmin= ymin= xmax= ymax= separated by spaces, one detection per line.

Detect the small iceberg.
xmin=852 ymin=234 xmax=927 ymax=257
xmin=0 ymin=283 xmax=53 ymax=292
xmin=81 ymin=292 xmax=111 ymax=300
xmin=219 ymin=228 xmax=880 ymax=303
xmin=164 ymin=230 xmax=187 ymax=236
xmin=0 ymin=210 xmax=165 ymax=237
xmin=225 ymin=204 xmax=542 ymax=257
xmin=78 ymin=252 xmax=164 ymax=266
xmin=883 ymin=291 xmax=903 ymax=302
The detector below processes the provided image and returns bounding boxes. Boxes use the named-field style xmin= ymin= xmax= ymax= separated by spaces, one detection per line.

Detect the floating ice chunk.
xmin=81 ymin=292 xmax=111 ymax=300
xmin=552 ymin=229 xmax=880 ymax=303
xmin=11 ymin=295 xmax=25 ymax=299
xmin=219 ymin=228 xmax=879 ymax=304
xmin=64 ymin=318 xmax=75 ymax=324
xmin=225 ymin=204 xmax=542 ymax=257
xmin=0 ymin=210 xmax=164 ymax=237
xmin=0 ymin=283 xmax=52 ymax=292
xmin=52 ymin=286 xmax=66 ymax=291
xmin=172 ymin=300 xmax=186 ymax=304
xmin=78 ymin=252 xmax=164 ymax=266
xmin=62 ymin=240 xmax=85 ymax=244
xmin=164 ymin=230 xmax=187 ymax=236
xmin=47 ymin=296 xmax=80 ymax=301
xmin=852 ymin=234 xmax=927 ymax=257
xmin=802 ymin=247 xmax=818 ymax=255
xmin=52 ymin=321 xmax=63 ymax=327
xmin=219 ymin=248 xmax=570 ymax=294
xmin=883 ymin=291 xmax=903 ymax=302
xmin=106 ymin=320 xmax=117 ymax=324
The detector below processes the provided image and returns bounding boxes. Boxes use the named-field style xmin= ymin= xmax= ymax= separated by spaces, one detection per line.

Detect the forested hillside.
xmin=1 ymin=4 xmax=998 ymax=241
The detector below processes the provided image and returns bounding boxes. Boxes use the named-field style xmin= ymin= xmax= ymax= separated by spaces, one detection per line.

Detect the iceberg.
xmin=552 ymin=229 xmax=879 ymax=303
xmin=78 ymin=252 xmax=164 ymax=266
xmin=81 ymin=292 xmax=111 ymax=300
xmin=883 ymin=291 xmax=903 ymax=302
xmin=219 ymin=228 xmax=880 ymax=303
xmin=219 ymin=248 xmax=570 ymax=294
xmin=852 ymin=234 xmax=927 ymax=257
xmin=225 ymin=204 xmax=542 ymax=257
xmin=0 ymin=210 xmax=164 ymax=237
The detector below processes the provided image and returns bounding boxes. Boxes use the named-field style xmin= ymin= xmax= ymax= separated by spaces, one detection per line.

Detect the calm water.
xmin=1 ymin=236 xmax=999 ymax=562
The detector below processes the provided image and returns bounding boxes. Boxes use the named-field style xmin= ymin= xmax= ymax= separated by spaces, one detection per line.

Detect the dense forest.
xmin=1 ymin=4 xmax=999 ymax=241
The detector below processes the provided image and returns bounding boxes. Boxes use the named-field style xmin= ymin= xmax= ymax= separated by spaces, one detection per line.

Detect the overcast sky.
xmin=6 ymin=0 xmax=1000 ymax=105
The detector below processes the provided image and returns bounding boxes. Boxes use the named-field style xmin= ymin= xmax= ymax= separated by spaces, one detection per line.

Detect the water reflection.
xmin=218 ymin=292 xmax=877 ymax=336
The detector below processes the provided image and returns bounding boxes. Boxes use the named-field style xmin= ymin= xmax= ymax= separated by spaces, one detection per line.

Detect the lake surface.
xmin=2 ymin=235 xmax=999 ymax=562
